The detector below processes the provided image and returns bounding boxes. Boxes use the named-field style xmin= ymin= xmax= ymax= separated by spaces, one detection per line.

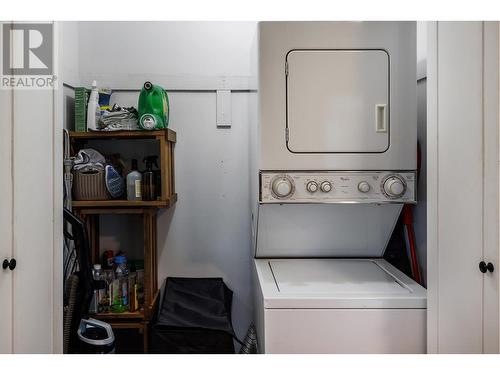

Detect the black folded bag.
xmin=151 ymin=277 xmax=238 ymax=354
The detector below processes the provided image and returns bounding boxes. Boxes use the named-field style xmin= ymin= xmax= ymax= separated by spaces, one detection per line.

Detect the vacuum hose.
xmin=63 ymin=275 xmax=79 ymax=354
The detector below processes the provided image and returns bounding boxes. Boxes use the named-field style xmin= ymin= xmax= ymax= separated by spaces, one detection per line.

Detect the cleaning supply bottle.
xmin=126 ymin=159 xmax=142 ymax=201
xmin=93 ymin=264 xmax=107 ymax=313
xmin=89 ymin=264 xmax=102 ymax=314
xmin=86 ymin=80 xmax=100 ymax=131
xmin=142 ymin=156 xmax=158 ymax=201
xmin=111 ymin=255 xmax=129 ymax=313
xmin=138 ymin=81 xmax=169 ymax=130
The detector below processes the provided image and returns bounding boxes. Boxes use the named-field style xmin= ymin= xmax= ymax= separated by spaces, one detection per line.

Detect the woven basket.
xmin=73 ymin=169 xmax=109 ymax=200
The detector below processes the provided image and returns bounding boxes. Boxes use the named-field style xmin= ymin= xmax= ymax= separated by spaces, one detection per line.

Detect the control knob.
xmin=306 ymin=181 xmax=318 ymax=193
xmin=358 ymin=181 xmax=371 ymax=193
xmin=382 ymin=175 xmax=406 ymax=198
xmin=320 ymin=181 xmax=332 ymax=193
xmin=271 ymin=176 xmax=294 ymax=198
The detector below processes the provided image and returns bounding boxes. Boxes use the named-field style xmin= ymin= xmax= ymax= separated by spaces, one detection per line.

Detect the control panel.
xmin=260 ymin=171 xmax=416 ymax=204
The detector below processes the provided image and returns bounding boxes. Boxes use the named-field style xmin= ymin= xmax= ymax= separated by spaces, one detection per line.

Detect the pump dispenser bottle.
xmin=86 ymin=80 xmax=100 ymax=131
xmin=126 ymin=159 xmax=142 ymax=201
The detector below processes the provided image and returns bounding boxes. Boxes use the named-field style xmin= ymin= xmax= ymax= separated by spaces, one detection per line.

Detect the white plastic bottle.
xmin=126 ymin=159 xmax=142 ymax=201
xmin=86 ymin=80 xmax=100 ymax=131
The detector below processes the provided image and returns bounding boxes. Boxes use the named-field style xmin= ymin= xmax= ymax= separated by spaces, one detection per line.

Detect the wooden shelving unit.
xmin=69 ymin=129 xmax=176 ymax=353
xmin=69 ymin=128 xmax=176 ymax=141
xmin=69 ymin=129 xmax=176 ymax=208
xmin=71 ymin=195 xmax=177 ymax=209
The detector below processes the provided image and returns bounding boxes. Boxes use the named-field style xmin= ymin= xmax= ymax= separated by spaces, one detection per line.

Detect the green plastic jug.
xmin=138 ymin=81 xmax=169 ymax=130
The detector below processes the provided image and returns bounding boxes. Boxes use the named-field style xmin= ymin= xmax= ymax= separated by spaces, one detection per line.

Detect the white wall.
xmin=77 ymin=22 xmax=256 ymax=90
xmin=61 ymin=22 xmax=79 ymax=130
xmin=78 ymin=22 xmax=254 ymax=77
xmin=67 ymin=21 xmax=257 ymax=340
xmin=61 ymin=22 xmax=80 ymax=85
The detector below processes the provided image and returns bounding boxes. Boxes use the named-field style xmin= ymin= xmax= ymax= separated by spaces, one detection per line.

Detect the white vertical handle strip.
xmin=375 ymin=104 xmax=387 ymax=133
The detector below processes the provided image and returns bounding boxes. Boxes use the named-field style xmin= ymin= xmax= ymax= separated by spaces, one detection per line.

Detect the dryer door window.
xmin=286 ymin=49 xmax=389 ymax=153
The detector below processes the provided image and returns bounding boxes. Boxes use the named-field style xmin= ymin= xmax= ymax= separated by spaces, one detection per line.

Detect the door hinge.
xmin=285 ymin=128 xmax=289 ymax=142
xmin=285 ymin=61 xmax=289 ymax=76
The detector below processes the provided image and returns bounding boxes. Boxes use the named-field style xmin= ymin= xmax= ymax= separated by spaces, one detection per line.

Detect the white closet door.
xmin=0 ymin=87 xmax=13 ymax=354
xmin=428 ymin=21 xmax=499 ymax=354
xmin=12 ymin=88 xmax=55 ymax=353
xmin=437 ymin=21 xmax=484 ymax=354
xmin=482 ymin=21 xmax=499 ymax=354
xmin=0 ymin=21 xmax=61 ymax=354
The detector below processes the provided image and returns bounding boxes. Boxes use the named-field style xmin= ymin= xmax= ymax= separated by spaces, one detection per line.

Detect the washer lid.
xmin=256 ymin=204 xmax=402 ymax=258
xmin=270 ymin=259 xmax=409 ymax=295
xmin=255 ymin=258 xmax=426 ymax=309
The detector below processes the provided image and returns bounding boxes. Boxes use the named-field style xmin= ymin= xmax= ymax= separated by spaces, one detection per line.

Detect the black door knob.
xmin=2 ymin=258 xmax=16 ymax=271
xmin=479 ymin=261 xmax=487 ymax=273
xmin=486 ymin=262 xmax=495 ymax=273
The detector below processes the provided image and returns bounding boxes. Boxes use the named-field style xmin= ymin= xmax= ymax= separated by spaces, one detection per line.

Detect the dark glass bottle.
xmin=142 ymin=157 xmax=156 ymax=201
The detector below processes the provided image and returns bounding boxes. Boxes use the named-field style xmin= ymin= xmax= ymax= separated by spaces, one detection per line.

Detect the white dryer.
xmin=257 ymin=21 xmax=417 ymax=171
xmin=251 ymin=21 xmax=426 ymax=354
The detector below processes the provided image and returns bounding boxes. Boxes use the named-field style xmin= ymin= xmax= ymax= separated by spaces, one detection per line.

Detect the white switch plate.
xmin=216 ymin=89 xmax=231 ymax=128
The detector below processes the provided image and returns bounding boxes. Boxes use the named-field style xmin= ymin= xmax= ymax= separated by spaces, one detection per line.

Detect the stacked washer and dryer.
xmin=251 ymin=22 xmax=426 ymax=354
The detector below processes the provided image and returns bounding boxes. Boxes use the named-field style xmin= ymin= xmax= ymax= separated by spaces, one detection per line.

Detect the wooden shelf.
xmin=92 ymin=309 xmax=145 ymax=321
xmin=72 ymin=194 xmax=177 ymax=209
xmin=69 ymin=128 xmax=176 ymax=142
xmin=91 ymin=289 xmax=160 ymax=322
xmin=69 ymin=127 xmax=177 ymax=208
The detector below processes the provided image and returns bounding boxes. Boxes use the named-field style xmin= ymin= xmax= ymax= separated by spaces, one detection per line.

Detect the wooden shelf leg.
xmin=143 ymin=210 xmax=153 ymax=315
xmin=152 ymin=210 xmax=158 ymax=292
xmin=143 ymin=322 xmax=149 ymax=353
